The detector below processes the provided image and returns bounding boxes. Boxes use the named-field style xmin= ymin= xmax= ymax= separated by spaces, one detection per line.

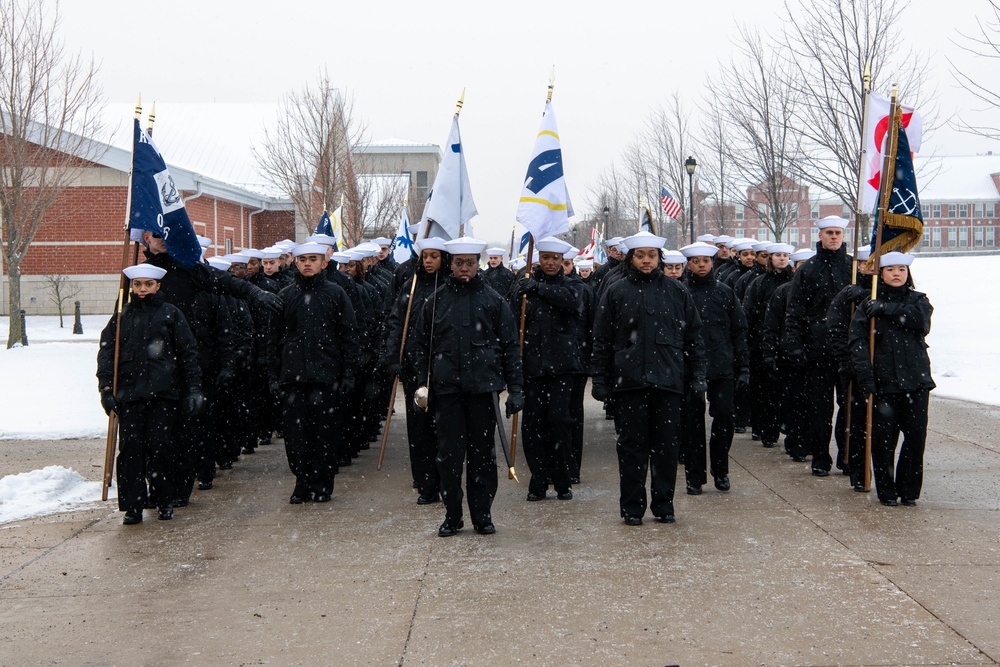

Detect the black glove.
xmin=255 ymin=290 xmax=283 ymax=315
xmin=591 ymin=382 xmax=610 ymax=402
xmin=736 ymin=371 xmax=750 ymax=390
xmin=216 ymin=368 xmax=235 ymax=388
xmin=269 ymin=380 xmax=283 ymax=399
xmin=505 ymin=387 xmax=525 ymax=418
xmin=690 ymin=377 xmax=708 ymax=394
xmin=381 ymin=357 xmax=400 ymax=379
xmin=100 ymin=388 xmax=117 ymax=416
xmin=184 ymin=390 xmax=205 ymax=414
xmin=838 ymin=364 xmax=854 ymax=386
xmin=787 ymin=348 xmax=805 ymax=364
xmin=339 ymin=374 xmax=355 ymax=396
xmin=864 ymin=299 xmax=886 ymax=317
xmin=847 ymin=284 xmax=869 ymax=302
xmin=858 ymin=377 xmax=877 ymax=398
xmin=522 ymin=278 xmax=539 ymax=295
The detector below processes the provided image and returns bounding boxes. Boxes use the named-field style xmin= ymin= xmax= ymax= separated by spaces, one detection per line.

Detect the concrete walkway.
xmin=1 ymin=395 xmax=998 ymax=666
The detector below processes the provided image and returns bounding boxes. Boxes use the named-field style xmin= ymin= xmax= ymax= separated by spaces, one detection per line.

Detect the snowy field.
xmin=0 ymin=255 xmax=994 ymax=522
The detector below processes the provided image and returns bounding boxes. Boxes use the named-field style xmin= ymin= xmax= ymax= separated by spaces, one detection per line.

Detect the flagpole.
xmin=864 ymin=82 xmax=900 ymax=494
xmin=377 ymin=272 xmax=420 ymax=471
xmin=510 ymin=72 xmax=554 ymax=477
xmin=508 ymin=227 xmax=515 ymax=263
xmin=102 ymin=95 xmax=143 ymax=502
xmin=455 ymin=88 xmax=466 ymax=237
xmin=843 ymin=60 xmax=871 ymax=485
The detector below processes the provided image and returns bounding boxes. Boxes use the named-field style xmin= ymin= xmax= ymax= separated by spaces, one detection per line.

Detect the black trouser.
xmin=404 ymin=383 xmax=440 ymax=497
xmin=522 ymin=374 xmax=574 ymax=495
xmin=780 ymin=363 xmax=809 ymax=457
xmin=433 ymin=392 xmax=498 ymax=527
xmin=734 ymin=379 xmax=750 ymax=429
xmin=613 ymin=388 xmax=681 ymax=519
xmin=749 ymin=359 xmax=769 ymax=439
xmin=173 ymin=406 xmax=198 ymax=503
xmin=196 ymin=390 xmax=221 ymax=483
xmin=803 ymin=358 xmax=847 ymax=471
xmin=282 ymin=382 xmax=342 ymax=497
xmin=871 ymin=390 xmax=929 ymax=501
xmin=218 ymin=363 xmax=253 ymax=463
xmin=250 ymin=365 xmax=272 ymax=443
xmin=116 ymin=398 xmax=177 ymax=513
xmin=843 ymin=382 xmax=870 ymax=486
xmin=756 ymin=364 xmax=783 ymax=447
xmin=570 ymin=374 xmax=587 ymax=480
xmin=681 ymin=379 xmax=734 ymax=487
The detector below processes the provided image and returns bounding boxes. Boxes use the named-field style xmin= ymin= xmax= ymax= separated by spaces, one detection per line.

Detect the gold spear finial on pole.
xmin=547 ymin=66 xmax=555 ymax=102
xmin=455 ymin=88 xmax=466 ymax=116
xmin=134 ymin=94 xmax=142 ymax=120
xmin=146 ymin=102 xmax=156 ymax=136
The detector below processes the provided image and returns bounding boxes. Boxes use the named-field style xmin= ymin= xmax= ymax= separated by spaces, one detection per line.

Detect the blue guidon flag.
xmin=128 ymin=119 xmax=201 ymax=267
xmin=870 ymin=111 xmax=924 ymax=262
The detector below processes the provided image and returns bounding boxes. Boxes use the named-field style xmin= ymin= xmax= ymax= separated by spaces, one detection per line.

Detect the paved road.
xmin=1 ymin=395 xmax=998 ymax=666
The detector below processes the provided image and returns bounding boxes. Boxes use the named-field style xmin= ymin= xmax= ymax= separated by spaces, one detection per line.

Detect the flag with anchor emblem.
xmin=391 ymin=205 xmax=415 ymax=263
xmin=127 ymin=119 xmax=201 ymax=267
xmin=516 ymin=100 xmax=574 ymax=241
xmin=870 ymin=108 xmax=924 ymax=261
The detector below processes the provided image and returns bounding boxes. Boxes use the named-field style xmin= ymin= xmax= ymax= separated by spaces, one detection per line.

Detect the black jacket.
xmin=383 ymin=267 xmax=446 ymax=393
xmin=221 ymin=293 xmax=256 ymax=374
xmin=188 ymin=291 xmax=235 ymax=387
xmin=782 ymin=243 xmax=852 ymax=360
xmin=681 ymin=271 xmax=748 ymax=380
xmin=742 ymin=267 xmax=793 ymax=357
xmin=565 ymin=270 xmax=596 ymax=375
xmin=483 ymin=264 xmax=516 ymax=296
xmin=591 ymin=263 xmax=706 ymax=394
xmin=825 ymin=275 xmax=873 ymax=372
xmin=849 ymin=282 xmax=935 ymax=395
xmin=411 ymin=274 xmax=523 ymax=396
xmin=734 ymin=263 xmax=766 ymax=302
xmin=760 ymin=282 xmax=794 ymax=365
xmin=268 ymin=272 xmax=360 ymax=389
xmin=590 ymin=256 xmax=620 ymax=293
xmin=509 ymin=268 xmax=585 ymax=378
xmin=97 ymin=292 xmax=201 ymax=402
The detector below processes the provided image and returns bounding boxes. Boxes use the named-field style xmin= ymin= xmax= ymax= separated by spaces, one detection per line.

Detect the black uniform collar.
xmin=624 ymin=261 xmax=661 ymax=284
xmin=686 ymin=270 xmax=717 ymax=287
xmin=295 ymin=272 xmax=327 ymax=289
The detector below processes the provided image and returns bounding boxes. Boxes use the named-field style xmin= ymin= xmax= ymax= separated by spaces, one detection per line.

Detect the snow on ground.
xmin=0 ymin=465 xmax=113 ymax=524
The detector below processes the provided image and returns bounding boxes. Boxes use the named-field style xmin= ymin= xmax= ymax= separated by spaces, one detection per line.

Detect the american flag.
xmin=661 ymin=187 xmax=682 ymax=219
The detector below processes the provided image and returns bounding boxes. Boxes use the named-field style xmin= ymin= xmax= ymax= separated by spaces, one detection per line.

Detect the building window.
xmin=921 ymin=204 xmax=929 ymax=218
xmin=789 ymin=203 xmax=799 ymax=219
xmin=733 ymin=228 xmax=743 ymax=237
xmin=757 ymin=204 xmax=767 ymax=220
xmin=948 ymin=228 xmax=958 ymax=247
xmin=788 ymin=227 xmax=799 ymax=244
xmin=975 ymin=227 xmax=984 ymax=247
xmin=959 ymin=227 xmax=969 ymax=247
xmin=922 ymin=228 xmax=930 ymax=247
xmin=987 ymin=203 xmax=996 ymax=218
xmin=225 ymin=239 xmax=233 ymax=254
xmin=842 ymin=205 xmax=851 ymax=218
xmin=811 ymin=228 xmax=820 ymax=244
xmin=811 ymin=203 xmax=820 ymax=220
xmin=975 ymin=203 xmax=984 ymax=218
xmin=932 ymin=228 xmax=941 ymax=247
xmin=932 ymin=203 xmax=941 ymax=218
xmin=948 ymin=204 xmax=957 ymax=218
xmin=960 ymin=203 xmax=968 ymax=218
xmin=735 ymin=204 xmax=744 ymax=221
xmin=416 ymin=171 xmax=429 ymax=202
xmin=987 ymin=227 xmax=996 ymax=246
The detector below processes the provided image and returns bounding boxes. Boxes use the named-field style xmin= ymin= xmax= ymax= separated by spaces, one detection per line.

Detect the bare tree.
xmin=0 ymin=0 xmax=106 ymax=348
xmin=254 ymin=72 xmax=366 ymax=243
xmin=951 ymin=0 xmax=1000 ymax=139
xmin=707 ymin=26 xmax=803 ymax=242
xmin=698 ymin=96 xmax=736 ymax=236
xmin=43 ymin=274 xmax=79 ymax=328
xmin=645 ymin=93 xmax=695 ymax=245
xmin=584 ymin=164 xmax=631 ymax=241
xmin=780 ymin=0 xmax=934 ymax=215
xmin=354 ymin=173 xmax=408 ymax=239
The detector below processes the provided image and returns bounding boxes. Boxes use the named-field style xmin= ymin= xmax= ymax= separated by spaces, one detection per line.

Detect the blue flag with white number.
xmin=127 ymin=119 xmax=201 ymax=267
xmin=516 ymin=99 xmax=574 ymax=241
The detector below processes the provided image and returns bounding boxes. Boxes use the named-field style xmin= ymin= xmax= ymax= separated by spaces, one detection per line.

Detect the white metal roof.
xmin=915 ymin=154 xmax=1000 ymax=201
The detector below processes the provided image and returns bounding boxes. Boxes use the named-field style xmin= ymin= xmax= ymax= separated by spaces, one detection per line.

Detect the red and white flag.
xmin=859 ymin=91 xmax=923 ymax=216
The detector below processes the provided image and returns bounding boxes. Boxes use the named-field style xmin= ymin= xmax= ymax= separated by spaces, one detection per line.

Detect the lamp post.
xmin=602 ymin=205 xmax=610 ymax=239
xmin=685 ymin=156 xmax=697 ymax=244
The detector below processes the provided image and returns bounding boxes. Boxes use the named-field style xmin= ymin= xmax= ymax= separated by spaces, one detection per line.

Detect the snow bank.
xmin=0 ymin=465 xmax=112 ymax=524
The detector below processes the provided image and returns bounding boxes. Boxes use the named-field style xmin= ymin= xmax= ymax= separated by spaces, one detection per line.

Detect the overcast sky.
xmin=56 ymin=0 xmax=1000 ymax=243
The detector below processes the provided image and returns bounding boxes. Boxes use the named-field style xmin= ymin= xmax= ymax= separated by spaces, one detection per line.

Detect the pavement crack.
xmin=0 ymin=516 xmax=102 ymax=583
xmin=398 ymin=547 xmax=431 ymax=666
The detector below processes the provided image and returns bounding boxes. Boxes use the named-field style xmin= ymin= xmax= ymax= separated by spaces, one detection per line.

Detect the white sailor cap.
xmin=752 ymin=242 xmax=771 ymax=253
xmin=239 ymin=248 xmax=265 ymax=260
xmin=535 ymin=237 xmax=573 ymax=255
xmin=305 ymin=234 xmax=338 ymax=247
xmin=416 ymin=237 xmax=447 ymax=253
xmin=661 ymin=249 xmax=687 ymax=264
xmin=790 ymin=248 xmax=816 ymax=263
xmin=292 ymin=242 xmax=328 ymax=257
xmin=576 ymin=259 xmax=594 ymax=270
xmin=714 ymin=235 xmax=734 ymax=245
xmin=606 ymin=237 xmax=624 ymax=246
xmin=855 ymin=244 xmax=872 ymax=261
xmin=355 ymin=242 xmax=382 ymax=257
xmin=445 ymin=236 xmax=488 ymax=255
xmin=371 ymin=237 xmax=392 ymax=247
xmin=123 ymin=264 xmax=167 ymax=280
xmin=330 ymin=251 xmax=353 ymax=263
xmin=563 ymin=247 xmax=580 ymax=260
xmin=878 ymin=251 xmax=915 ymax=267
xmin=680 ymin=242 xmax=720 ymax=258
xmin=816 ymin=215 xmax=849 ymax=229
xmin=261 ymin=246 xmax=283 ymax=259
xmin=766 ymin=243 xmax=795 ymax=254
xmin=696 ymin=233 xmax=716 ymax=243
xmin=222 ymin=253 xmax=247 ymax=264
xmin=622 ymin=231 xmax=666 ymax=251
xmin=486 ymin=247 xmax=507 ymax=256
xmin=196 ymin=235 xmax=212 ymax=249
xmin=733 ymin=239 xmax=756 ymax=252
xmin=206 ymin=257 xmax=231 ymax=271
